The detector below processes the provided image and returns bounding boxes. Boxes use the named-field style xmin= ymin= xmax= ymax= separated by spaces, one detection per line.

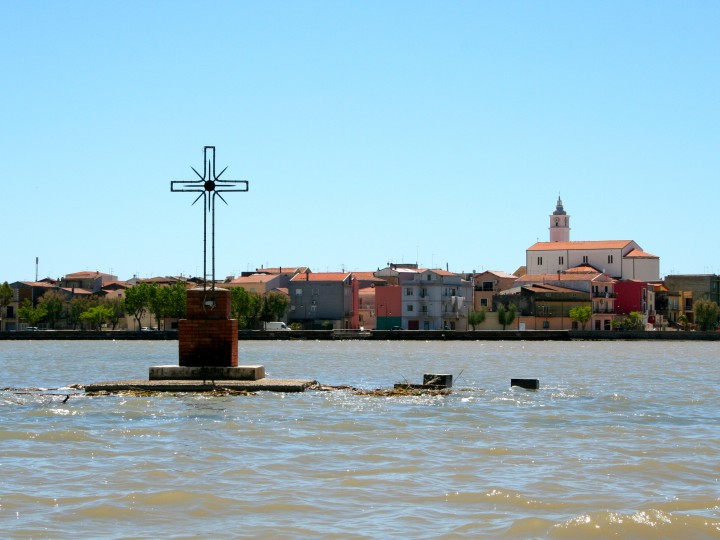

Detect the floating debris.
xmin=357 ymin=386 xmax=451 ymax=397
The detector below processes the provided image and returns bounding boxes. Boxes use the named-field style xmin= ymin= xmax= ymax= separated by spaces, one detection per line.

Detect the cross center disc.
xmin=204 ymin=180 xmax=216 ymax=191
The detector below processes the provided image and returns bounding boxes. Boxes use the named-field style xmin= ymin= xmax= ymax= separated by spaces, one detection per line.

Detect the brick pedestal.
xmin=178 ymin=287 xmax=238 ymax=367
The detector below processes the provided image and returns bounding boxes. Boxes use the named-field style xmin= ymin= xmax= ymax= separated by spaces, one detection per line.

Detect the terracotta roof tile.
xmin=230 ymin=274 xmax=279 ymax=284
xmin=255 ymin=267 xmax=308 ymax=275
xmin=564 ymin=264 xmax=602 ymax=273
xmin=64 ymin=271 xmax=115 ymax=279
xmin=350 ymin=272 xmax=385 ymax=281
xmin=290 ymin=272 xmax=351 ymax=282
xmin=528 ymin=240 xmax=634 ymax=251
xmin=60 ymin=287 xmax=94 ymax=295
xmin=523 ymin=284 xmax=589 ymax=294
xmin=479 ymin=271 xmax=518 ymax=279
xmin=625 ymin=248 xmax=658 ymax=259
xmin=15 ymin=281 xmax=57 ymax=288
xmin=516 ymin=272 xmax=615 ymax=283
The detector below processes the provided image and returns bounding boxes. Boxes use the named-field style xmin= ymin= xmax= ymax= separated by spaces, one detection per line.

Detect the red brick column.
xmin=179 ymin=287 xmax=238 ymax=367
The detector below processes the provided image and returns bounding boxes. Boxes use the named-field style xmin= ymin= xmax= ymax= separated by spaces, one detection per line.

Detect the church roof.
xmin=528 ymin=240 xmax=635 ymax=251
xmin=625 ymin=248 xmax=658 ymax=259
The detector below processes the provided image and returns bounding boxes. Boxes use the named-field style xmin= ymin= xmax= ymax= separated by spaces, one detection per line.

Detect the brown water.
xmin=1 ymin=340 xmax=719 ymax=538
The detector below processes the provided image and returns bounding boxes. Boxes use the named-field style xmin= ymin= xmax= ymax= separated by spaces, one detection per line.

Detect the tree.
xmin=145 ymin=282 xmax=187 ymax=330
xmin=677 ymin=314 xmax=689 ymax=331
xmin=0 ymin=281 xmax=13 ymax=330
xmin=263 ymin=291 xmax=290 ymax=322
xmin=124 ymin=282 xmax=153 ymax=330
xmin=102 ymin=298 xmax=125 ymax=330
xmin=164 ymin=282 xmax=187 ymax=320
xmin=37 ymin=290 xmax=66 ymax=329
xmin=694 ymin=299 xmax=719 ymax=331
xmin=231 ymin=286 xmax=251 ymax=321
xmin=569 ymin=305 xmax=593 ymax=331
xmin=259 ymin=295 xmax=273 ymax=325
xmin=468 ymin=309 xmax=486 ymax=330
xmin=80 ymin=305 xmax=113 ymax=330
xmin=618 ymin=311 xmax=644 ymax=331
xmin=230 ymin=287 xmax=262 ymax=329
xmin=246 ymin=292 xmax=262 ymax=329
xmin=146 ymin=283 xmax=162 ymax=329
xmin=68 ymin=296 xmax=96 ymax=330
xmin=497 ymin=303 xmax=517 ymax=330
xmin=18 ymin=299 xmax=48 ymax=327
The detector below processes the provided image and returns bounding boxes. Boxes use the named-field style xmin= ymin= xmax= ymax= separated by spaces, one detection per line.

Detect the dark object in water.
xmin=511 ymin=378 xmax=539 ymax=390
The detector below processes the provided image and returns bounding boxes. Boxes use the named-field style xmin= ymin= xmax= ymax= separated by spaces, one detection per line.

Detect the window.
xmin=427 ymin=275 xmax=432 ymax=281
xmin=295 ymin=288 xmax=302 ymax=296
xmin=407 ymin=304 xmax=414 ymax=312
xmin=559 ymin=256 xmax=564 ymax=264
xmin=421 ymin=305 xmax=428 ymax=313
xmin=537 ymin=256 xmax=543 ymax=265
xmin=6 ymin=306 xmax=13 ymax=318
xmin=480 ymin=298 xmax=488 ymax=307
xmin=482 ymin=281 xmax=493 ymax=291
xmin=583 ymin=256 xmax=589 ymax=264
xmin=405 ymin=288 xmax=413 ymax=296
xmin=608 ymin=255 xmax=614 ymax=264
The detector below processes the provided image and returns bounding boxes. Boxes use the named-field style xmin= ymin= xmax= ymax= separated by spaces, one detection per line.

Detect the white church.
xmin=525 ymin=197 xmax=660 ymax=281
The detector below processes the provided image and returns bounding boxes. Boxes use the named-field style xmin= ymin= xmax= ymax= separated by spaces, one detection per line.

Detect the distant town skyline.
xmin=3 ymin=2 xmax=719 ymax=283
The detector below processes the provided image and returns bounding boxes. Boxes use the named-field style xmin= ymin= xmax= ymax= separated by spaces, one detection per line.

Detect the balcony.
xmin=592 ymin=292 xmax=615 ymax=298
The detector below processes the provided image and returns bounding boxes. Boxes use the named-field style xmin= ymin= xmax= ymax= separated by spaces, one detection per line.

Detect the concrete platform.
xmin=83 ymin=378 xmax=317 ymax=393
xmin=149 ymin=365 xmax=265 ymax=380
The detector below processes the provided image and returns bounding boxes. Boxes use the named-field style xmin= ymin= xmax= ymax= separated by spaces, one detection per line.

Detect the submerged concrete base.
xmin=149 ymin=365 xmax=265 ymax=381
xmin=84 ymin=378 xmax=317 ymax=393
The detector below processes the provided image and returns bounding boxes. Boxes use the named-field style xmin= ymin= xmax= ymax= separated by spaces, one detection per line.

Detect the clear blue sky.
xmin=2 ymin=1 xmax=718 ymax=284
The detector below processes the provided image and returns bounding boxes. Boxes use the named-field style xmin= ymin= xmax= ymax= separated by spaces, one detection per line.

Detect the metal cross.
xmin=171 ymin=146 xmax=249 ymax=291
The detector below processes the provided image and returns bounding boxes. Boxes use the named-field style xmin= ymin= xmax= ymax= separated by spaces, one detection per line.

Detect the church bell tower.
xmin=549 ymin=196 xmax=570 ymax=242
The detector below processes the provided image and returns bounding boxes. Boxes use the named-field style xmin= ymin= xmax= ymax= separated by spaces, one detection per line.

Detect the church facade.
xmin=525 ymin=197 xmax=660 ymax=281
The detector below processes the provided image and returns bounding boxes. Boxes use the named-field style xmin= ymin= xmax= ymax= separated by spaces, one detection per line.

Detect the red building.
xmin=614 ymin=280 xmax=648 ymax=315
xmin=375 ymin=285 xmax=401 ymax=330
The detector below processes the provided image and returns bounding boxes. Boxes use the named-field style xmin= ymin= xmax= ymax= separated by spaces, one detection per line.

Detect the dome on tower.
xmin=553 ymin=195 xmax=566 ymax=216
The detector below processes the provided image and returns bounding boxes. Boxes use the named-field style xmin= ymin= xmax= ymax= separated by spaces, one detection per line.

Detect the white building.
xmin=401 ymin=269 xmax=473 ymax=331
xmin=526 ymin=198 xmax=660 ymax=281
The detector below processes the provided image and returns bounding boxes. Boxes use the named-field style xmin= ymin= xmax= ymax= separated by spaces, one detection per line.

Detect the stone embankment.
xmin=1 ymin=329 xmax=718 ymax=341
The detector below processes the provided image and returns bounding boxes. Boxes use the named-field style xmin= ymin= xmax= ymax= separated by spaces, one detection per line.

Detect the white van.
xmin=264 ymin=321 xmax=290 ymax=331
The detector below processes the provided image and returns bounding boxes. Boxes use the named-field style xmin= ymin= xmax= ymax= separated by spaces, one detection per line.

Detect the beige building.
xmin=227 ymin=274 xmax=287 ymax=295
xmin=473 ymin=270 xmax=517 ymax=312
xmin=515 ymin=268 xmax=617 ymax=330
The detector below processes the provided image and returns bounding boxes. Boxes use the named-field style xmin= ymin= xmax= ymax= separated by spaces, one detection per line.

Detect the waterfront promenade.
xmin=1 ymin=329 xmax=718 ymax=341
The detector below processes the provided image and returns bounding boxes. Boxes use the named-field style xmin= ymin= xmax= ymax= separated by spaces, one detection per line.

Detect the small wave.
xmin=548 ymin=508 xmax=720 ymax=538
